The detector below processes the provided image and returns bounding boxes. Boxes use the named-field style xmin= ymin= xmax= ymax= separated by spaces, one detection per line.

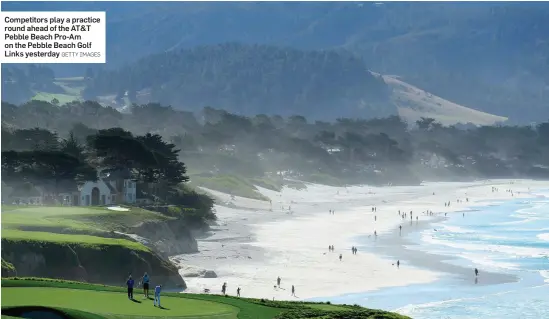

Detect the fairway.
xmin=1 ymin=206 xmax=169 ymax=233
xmin=2 ymin=287 xmax=239 ymax=318
xmin=1 ymin=229 xmax=148 ymax=251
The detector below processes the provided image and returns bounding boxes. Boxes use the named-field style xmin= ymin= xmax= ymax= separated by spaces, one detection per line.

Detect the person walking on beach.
xmin=397 ymin=260 xmax=400 ymax=268
xmin=277 ymin=276 xmax=281 ymax=288
xmin=237 ymin=287 xmax=241 ymax=297
xmin=339 ymin=254 xmax=342 ymax=261
xmin=142 ymin=272 xmax=150 ymax=298
xmin=126 ymin=275 xmax=135 ymax=300
xmin=375 ymin=215 xmax=377 ymax=221
xmin=154 ymin=284 xmax=162 ymax=307
xmin=399 ymin=225 xmax=402 ymax=235
xmin=291 ymin=285 xmax=295 ymax=296
xmin=475 ymin=268 xmax=479 ymax=277
xmin=222 ymin=282 xmax=227 ymax=295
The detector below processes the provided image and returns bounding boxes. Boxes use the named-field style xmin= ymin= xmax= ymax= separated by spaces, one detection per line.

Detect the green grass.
xmin=1 ymin=206 xmax=171 ymax=252
xmin=2 ymin=230 xmax=148 ymax=251
xmin=305 ymin=304 xmax=349 ymax=312
xmin=32 ymin=92 xmax=81 ymax=105
xmin=1 ymin=206 xmax=169 ymax=233
xmin=1 ymin=279 xmax=410 ymax=319
xmin=3 ymin=287 xmax=238 ymax=318
xmin=190 ymin=174 xmax=270 ymax=201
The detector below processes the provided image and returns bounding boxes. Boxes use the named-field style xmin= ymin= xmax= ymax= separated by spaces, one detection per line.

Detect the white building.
xmin=6 ymin=170 xmax=138 ymax=207
xmin=75 ymin=178 xmax=136 ymax=206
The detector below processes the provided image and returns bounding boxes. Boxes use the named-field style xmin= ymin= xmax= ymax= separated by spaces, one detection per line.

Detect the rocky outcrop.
xmin=132 ymin=219 xmax=198 ymax=258
xmin=174 ymin=263 xmax=218 ymax=278
xmin=1 ymin=239 xmax=186 ymax=289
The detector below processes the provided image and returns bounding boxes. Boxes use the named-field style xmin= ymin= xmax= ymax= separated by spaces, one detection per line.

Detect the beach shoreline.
xmin=173 ymin=179 xmax=549 ymax=301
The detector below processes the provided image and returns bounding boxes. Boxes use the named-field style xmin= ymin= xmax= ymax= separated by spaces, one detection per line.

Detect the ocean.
xmin=317 ymin=191 xmax=549 ymax=319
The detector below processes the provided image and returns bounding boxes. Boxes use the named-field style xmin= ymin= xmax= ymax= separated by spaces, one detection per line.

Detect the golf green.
xmin=2 ymin=287 xmax=239 ymax=318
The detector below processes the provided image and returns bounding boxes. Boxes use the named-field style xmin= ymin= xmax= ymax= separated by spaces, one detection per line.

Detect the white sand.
xmin=107 ymin=205 xmax=130 ymax=212
xmin=173 ymin=179 xmax=549 ymax=301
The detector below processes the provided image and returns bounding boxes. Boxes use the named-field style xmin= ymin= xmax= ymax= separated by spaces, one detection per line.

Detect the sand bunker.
xmin=107 ymin=205 xmax=130 ymax=212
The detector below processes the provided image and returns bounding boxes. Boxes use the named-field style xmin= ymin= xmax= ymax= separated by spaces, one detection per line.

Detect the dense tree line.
xmin=1 ymin=120 xmax=215 ymax=227
xmin=3 ymin=100 xmax=549 ymax=190
xmin=82 ymin=43 xmax=392 ymax=119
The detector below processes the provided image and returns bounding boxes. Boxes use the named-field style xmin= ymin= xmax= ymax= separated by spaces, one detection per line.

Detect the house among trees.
xmin=67 ymin=177 xmax=137 ymax=206
xmin=4 ymin=169 xmax=137 ymax=207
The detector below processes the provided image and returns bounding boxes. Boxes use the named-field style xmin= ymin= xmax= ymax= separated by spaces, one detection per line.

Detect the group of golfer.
xmin=126 ymin=272 xmax=162 ymax=307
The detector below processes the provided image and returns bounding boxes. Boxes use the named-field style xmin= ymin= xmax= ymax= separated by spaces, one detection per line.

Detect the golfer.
xmin=142 ymin=272 xmax=150 ymax=298
xmin=154 ymin=284 xmax=162 ymax=307
xmin=126 ymin=275 xmax=135 ymax=299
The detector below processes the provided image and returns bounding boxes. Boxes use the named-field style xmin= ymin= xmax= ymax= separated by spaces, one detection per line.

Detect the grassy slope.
xmin=32 ymin=77 xmax=85 ymax=104
xmin=1 ymin=279 xmax=410 ymax=319
xmin=1 ymin=205 xmax=169 ymax=232
xmin=4 ymin=287 xmax=238 ymax=318
xmin=381 ymin=74 xmax=508 ymax=126
xmin=2 ymin=230 xmax=148 ymax=251
xmin=189 ymin=174 xmax=271 ymax=201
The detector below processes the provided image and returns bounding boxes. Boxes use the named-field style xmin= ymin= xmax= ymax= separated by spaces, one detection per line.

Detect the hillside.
xmin=3 ymin=1 xmax=549 ymax=122
xmin=83 ymin=43 xmax=391 ymax=119
xmin=2 ymin=62 xmax=506 ymax=126
xmin=380 ymin=74 xmax=508 ymax=126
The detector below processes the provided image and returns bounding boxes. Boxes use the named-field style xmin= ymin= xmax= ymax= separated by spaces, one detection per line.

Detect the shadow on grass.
xmin=156 ymin=306 xmax=170 ymax=310
xmin=130 ymin=298 xmax=142 ymax=303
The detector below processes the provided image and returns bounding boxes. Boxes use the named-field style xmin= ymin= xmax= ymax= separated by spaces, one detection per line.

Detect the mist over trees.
xmin=3 ymin=100 xmax=549 ymax=192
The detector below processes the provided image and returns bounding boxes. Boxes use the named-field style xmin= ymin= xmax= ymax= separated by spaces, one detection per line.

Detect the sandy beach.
xmin=171 ymin=179 xmax=549 ymax=301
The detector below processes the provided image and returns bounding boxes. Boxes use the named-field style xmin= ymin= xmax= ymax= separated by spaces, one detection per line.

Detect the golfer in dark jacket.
xmin=126 ymin=275 xmax=135 ymax=299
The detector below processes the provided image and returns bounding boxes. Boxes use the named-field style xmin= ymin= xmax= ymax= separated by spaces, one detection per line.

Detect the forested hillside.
xmin=82 ymin=43 xmax=391 ymax=119
xmin=3 ymin=1 xmax=549 ymax=122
